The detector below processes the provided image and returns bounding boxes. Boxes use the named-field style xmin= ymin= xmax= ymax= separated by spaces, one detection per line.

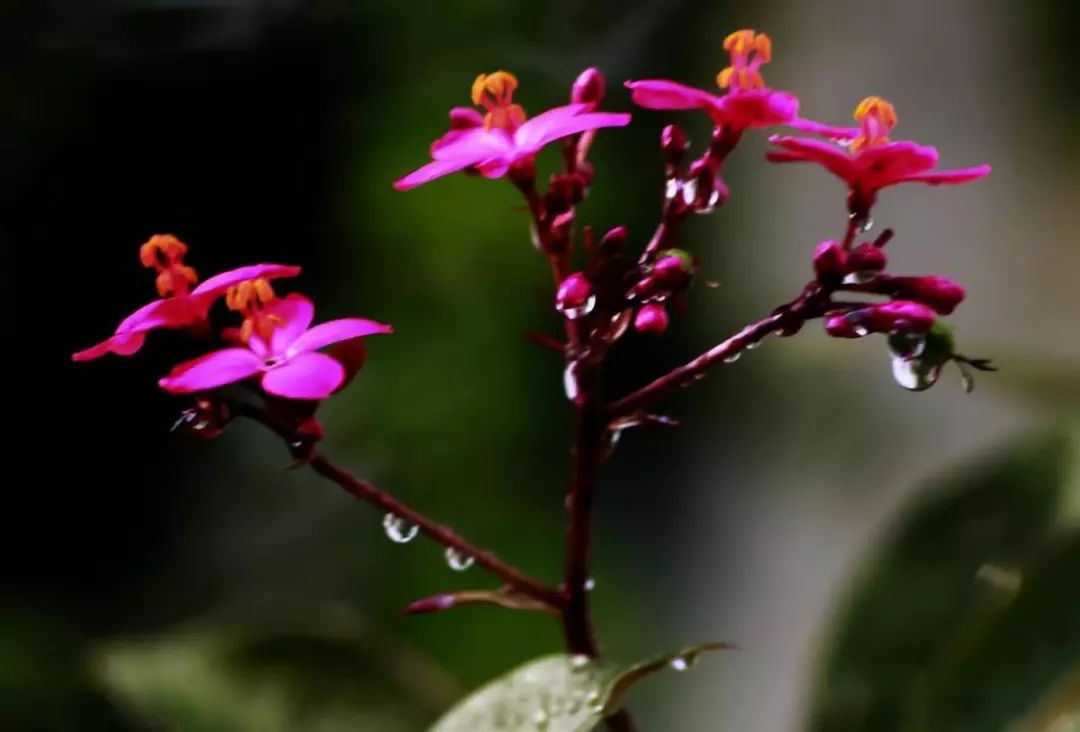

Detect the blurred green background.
xmin=6 ymin=0 xmax=1079 ymax=730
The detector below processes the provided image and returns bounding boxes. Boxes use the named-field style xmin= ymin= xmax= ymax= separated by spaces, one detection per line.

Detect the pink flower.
xmin=394 ymin=70 xmax=630 ymax=190
xmin=625 ymin=30 xmax=798 ymax=130
xmin=767 ymin=97 xmax=991 ymax=209
xmin=73 ymin=235 xmax=300 ymax=361
xmin=159 ymin=294 xmax=392 ymax=400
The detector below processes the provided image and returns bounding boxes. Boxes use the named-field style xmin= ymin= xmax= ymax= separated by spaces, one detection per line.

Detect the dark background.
xmin=6 ymin=1 xmax=1079 ymax=730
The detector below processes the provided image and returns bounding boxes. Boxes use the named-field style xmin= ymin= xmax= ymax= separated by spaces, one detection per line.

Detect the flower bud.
xmin=651 ymin=249 xmax=695 ymax=289
xmin=813 ymin=240 xmax=848 ymax=282
xmin=847 ymin=242 xmax=887 ymax=276
xmin=556 ymin=272 xmax=595 ymax=319
xmin=571 ymin=67 xmax=605 ymax=105
xmin=600 ymin=225 xmax=628 ymax=254
xmin=825 ymin=300 xmax=937 ymax=339
xmin=888 ymin=275 xmax=966 ymax=315
xmin=448 ymin=107 xmax=482 ymax=130
xmin=634 ymin=302 xmax=669 ymax=334
xmin=661 ymin=124 xmax=688 ymax=166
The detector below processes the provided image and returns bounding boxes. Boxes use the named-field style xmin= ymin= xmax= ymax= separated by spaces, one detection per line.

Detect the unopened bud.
xmin=571 ymin=67 xmax=606 ymax=105
xmin=661 ymin=124 xmax=688 ymax=166
xmin=600 ymin=225 xmax=628 ymax=254
xmin=847 ymin=242 xmax=887 ymax=276
xmin=634 ymin=302 xmax=670 ymax=334
xmin=888 ymin=275 xmax=966 ymax=315
xmin=813 ymin=240 xmax=848 ymax=282
xmin=556 ymin=273 xmax=595 ymax=319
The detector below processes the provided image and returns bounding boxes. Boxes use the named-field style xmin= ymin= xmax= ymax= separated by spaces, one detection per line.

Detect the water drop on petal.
xmin=853 ymin=324 xmax=870 ymax=337
xmin=746 ymin=340 xmax=761 ymax=351
xmin=584 ymin=577 xmax=596 ymax=592
xmin=383 ymin=513 xmax=419 ymax=544
xmin=723 ymin=352 xmax=741 ymax=364
xmin=444 ymin=547 xmax=475 ymax=571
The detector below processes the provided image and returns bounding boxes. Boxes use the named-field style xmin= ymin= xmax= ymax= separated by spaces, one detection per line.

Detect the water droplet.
xmin=723 ymin=352 xmax=741 ymax=364
xmin=531 ymin=709 xmax=549 ymax=729
xmin=746 ymin=340 xmax=762 ymax=350
xmin=853 ymin=324 xmax=870 ymax=337
xmin=888 ymin=333 xmax=926 ymax=359
xmin=890 ymin=354 xmax=941 ymax=391
xmin=570 ymin=654 xmax=590 ymax=669
xmin=680 ymin=178 xmax=698 ymax=206
xmin=664 ymin=178 xmax=680 ymax=201
xmin=382 ymin=513 xmax=419 ymax=544
xmin=445 ymin=547 xmax=474 ymax=571
xmin=602 ymin=309 xmax=633 ymax=343
xmin=584 ymin=577 xmax=596 ymax=592
xmin=563 ymin=361 xmax=584 ymax=405
xmin=585 ymin=689 xmax=603 ymax=711
xmin=861 ymin=217 xmax=875 ymax=232
xmin=557 ymin=294 xmax=596 ymax=321
xmin=842 ymin=271 xmax=876 ymax=285
xmin=669 ymin=656 xmax=690 ymax=672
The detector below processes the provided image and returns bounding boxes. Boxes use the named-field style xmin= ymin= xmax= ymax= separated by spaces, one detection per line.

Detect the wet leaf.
xmin=430 ymin=642 xmax=730 ymax=732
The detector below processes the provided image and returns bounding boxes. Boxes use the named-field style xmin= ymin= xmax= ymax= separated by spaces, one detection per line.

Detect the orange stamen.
xmin=139 ymin=234 xmax=197 ymax=297
xmin=471 ymin=70 xmax=527 ymax=131
xmin=717 ymin=29 xmax=772 ymax=91
xmin=850 ymin=96 xmax=898 ymax=153
xmin=226 ymin=278 xmax=282 ymax=345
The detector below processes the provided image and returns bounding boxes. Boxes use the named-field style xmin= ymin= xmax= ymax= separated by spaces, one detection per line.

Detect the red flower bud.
xmin=571 ymin=67 xmax=606 ymax=105
xmin=847 ymin=242 xmax=887 ymax=276
xmin=888 ymin=275 xmax=966 ymax=315
xmin=634 ymin=302 xmax=669 ymax=334
xmin=600 ymin=225 xmax=628 ymax=253
xmin=651 ymin=249 xmax=694 ymax=289
xmin=813 ymin=240 xmax=848 ymax=282
xmin=661 ymin=124 xmax=688 ymax=166
xmin=825 ymin=300 xmax=937 ymax=338
xmin=556 ymin=272 xmax=595 ymax=319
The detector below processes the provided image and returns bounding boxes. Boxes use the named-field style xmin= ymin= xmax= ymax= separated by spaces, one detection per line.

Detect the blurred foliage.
xmin=808 ymin=427 xmax=1080 ymax=732
xmin=93 ymin=605 xmax=454 ymax=731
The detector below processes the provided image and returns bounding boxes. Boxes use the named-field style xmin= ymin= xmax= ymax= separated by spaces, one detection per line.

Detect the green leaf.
xmin=431 ymin=642 xmax=731 ymax=732
xmin=808 ymin=427 xmax=1080 ymax=732
xmin=94 ymin=614 xmax=451 ymax=732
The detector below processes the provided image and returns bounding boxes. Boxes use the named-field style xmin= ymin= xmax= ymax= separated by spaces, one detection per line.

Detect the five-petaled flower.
xmin=625 ymin=29 xmax=798 ymax=131
xmin=768 ymin=97 xmax=991 ymax=214
xmin=394 ymin=70 xmax=630 ymax=190
xmin=72 ymin=234 xmax=300 ymax=361
xmin=158 ymin=292 xmax=392 ymax=400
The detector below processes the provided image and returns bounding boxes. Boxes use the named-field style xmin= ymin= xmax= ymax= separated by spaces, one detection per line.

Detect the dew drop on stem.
xmin=444 ymin=547 xmax=475 ymax=571
xmin=383 ymin=513 xmax=419 ymax=543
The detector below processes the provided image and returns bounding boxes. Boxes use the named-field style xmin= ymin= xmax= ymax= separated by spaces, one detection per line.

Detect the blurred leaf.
xmin=808 ymin=427 xmax=1080 ymax=732
xmin=431 ymin=642 xmax=730 ymax=731
xmin=95 ymin=611 xmax=453 ymax=732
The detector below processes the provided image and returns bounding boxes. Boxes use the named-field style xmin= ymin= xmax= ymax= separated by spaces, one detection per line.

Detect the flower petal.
xmin=72 ymin=332 xmax=147 ymax=362
xmin=394 ymin=155 xmax=488 ymax=191
xmin=625 ymin=80 xmax=720 ymax=112
xmin=430 ymin=127 xmax=513 ymax=161
xmin=191 ymin=263 xmax=302 ymax=299
xmin=711 ymin=89 xmax=798 ymax=128
xmin=288 ymin=318 xmax=393 ymax=356
xmin=900 ymin=164 xmax=992 ymax=186
xmin=260 ymin=352 xmax=345 ymax=400
xmin=767 ymin=135 xmax=856 ymax=180
xmin=246 ymin=293 xmax=316 ymax=357
xmin=855 ymin=141 xmax=938 ymax=184
xmin=514 ymin=108 xmax=630 ymax=153
xmin=787 ymin=117 xmax=860 ymax=140
xmin=158 ymin=348 xmax=262 ymax=394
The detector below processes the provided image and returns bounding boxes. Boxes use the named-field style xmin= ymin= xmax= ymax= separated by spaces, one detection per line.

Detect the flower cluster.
xmin=74 ymin=235 xmax=391 ymax=421
xmin=392 ymin=29 xmax=992 ymax=393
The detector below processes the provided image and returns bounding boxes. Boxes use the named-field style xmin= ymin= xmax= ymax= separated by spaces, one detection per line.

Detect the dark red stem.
xmin=234 ymin=403 xmax=565 ymax=610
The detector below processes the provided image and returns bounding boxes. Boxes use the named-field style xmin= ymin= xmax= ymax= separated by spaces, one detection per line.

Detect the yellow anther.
xmin=754 ymin=33 xmax=772 ymax=62
xmin=139 ymin=234 xmax=189 ymax=269
xmin=854 ymin=96 xmax=897 ymax=127
xmin=723 ymin=29 xmax=756 ymax=54
xmin=471 ymin=71 xmax=519 ymax=108
xmin=716 ymin=67 xmax=734 ymax=89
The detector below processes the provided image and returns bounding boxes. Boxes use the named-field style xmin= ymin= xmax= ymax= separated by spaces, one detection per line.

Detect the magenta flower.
xmin=394 ymin=70 xmax=630 ymax=190
xmin=767 ymin=97 xmax=991 ymax=210
xmin=158 ymin=294 xmax=392 ymax=400
xmin=73 ymin=235 xmax=300 ymax=362
xmin=625 ymin=29 xmax=798 ymax=131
